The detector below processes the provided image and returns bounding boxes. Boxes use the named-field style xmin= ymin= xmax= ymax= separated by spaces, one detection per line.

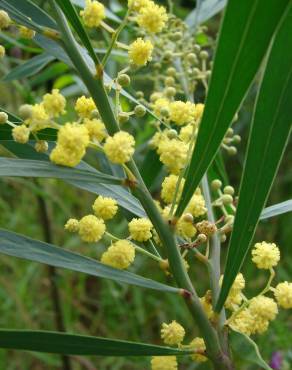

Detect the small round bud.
xmin=193 ymin=68 xmax=200 ymax=77
xmin=170 ymin=31 xmax=182 ymax=41
xmin=118 ymin=112 xmax=130 ymax=124
xmin=91 ymin=109 xmax=100 ymax=119
xmin=167 ymin=129 xmax=177 ymax=139
xmin=117 ymin=74 xmax=130 ymax=87
xmin=35 ymin=140 xmax=48 ymax=153
xmin=150 ymin=92 xmax=161 ymax=102
xmin=18 ymin=104 xmax=33 ymax=120
xmin=183 ymin=213 xmax=194 ymax=223
xmin=211 ymin=179 xmax=222 ymax=190
xmin=220 ymin=234 xmax=227 ymax=243
xmin=187 ymin=53 xmax=197 ymax=64
xmin=199 ymin=50 xmax=209 ymax=60
xmin=164 ymin=51 xmax=173 ymax=60
xmin=223 ymin=185 xmax=235 ymax=195
xmin=222 ymin=194 xmax=233 ymax=205
xmin=0 ymin=111 xmax=8 ymax=124
xmin=193 ymin=44 xmax=201 ymax=53
xmin=136 ymin=91 xmax=144 ymax=99
xmin=160 ymin=107 xmax=169 ymax=117
xmin=165 ymin=86 xmax=176 ymax=98
xmin=65 ymin=218 xmax=79 ymax=233
xmin=166 ymin=67 xmax=176 ymax=76
xmin=196 ymin=221 xmax=217 ymax=236
xmin=233 ymin=134 xmax=241 ymax=143
xmin=153 ymin=62 xmax=161 ymax=69
xmin=226 ymin=127 xmax=234 ymax=136
xmin=134 ymin=104 xmax=146 ymax=117
xmin=227 ymin=146 xmax=237 ymax=155
xmin=233 ymin=112 xmax=239 ymax=122
xmin=165 ymin=76 xmax=175 ymax=87
xmin=225 ymin=215 xmax=234 ymax=224
xmin=197 ymin=233 xmax=208 ymax=243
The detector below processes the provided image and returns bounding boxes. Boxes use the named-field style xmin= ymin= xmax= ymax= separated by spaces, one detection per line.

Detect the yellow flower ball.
xmin=42 ymin=89 xmax=66 ymax=117
xmin=25 ymin=103 xmax=49 ymax=131
xmin=229 ymin=308 xmax=254 ymax=336
xmin=274 ymin=282 xmax=292 ymax=309
xmin=169 ymin=101 xmax=195 ymax=126
xmin=12 ymin=125 xmax=30 ymax=144
xmin=19 ymin=26 xmax=36 ymax=39
xmin=0 ymin=10 xmax=11 ymax=29
xmin=153 ymin=98 xmax=170 ymax=117
xmin=194 ymin=103 xmax=205 ymax=120
xmin=200 ymin=292 xmax=214 ymax=319
xmin=151 ymin=356 xmax=177 ymax=370
xmin=80 ymin=0 xmax=105 ymax=27
xmin=161 ymin=175 xmax=185 ymax=204
xmin=179 ymin=124 xmax=195 ymax=143
xmin=137 ymin=2 xmax=168 ymax=33
xmin=220 ymin=273 xmax=245 ymax=310
xmin=64 ymin=218 xmax=79 ymax=233
xmin=101 ymin=240 xmax=135 ymax=269
xmin=252 ymin=241 xmax=280 ymax=269
xmin=190 ymin=337 xmax=207 ymax=362
xmin=75 ymin=96 xmax=96 ymax=118
xmin=128 ymin=0 xmax=151 ymax=12
xmin=249 ymin=296 xmax=278 ymax=321
xmin=160 ymin=320 xmax=185 ymax=345
xmin=83 ymin=118 xmax=107 ymax=142
xmin=78 ymin=215 xmax=105 ymax=243
xmin=104 ymin=131 xmax=135 ymax=164
xmin=128 ymin=38 xmax=153 ymax=66
xmin=176 ymin=217 xmax=196 ymax=239
xmin=158 ymin=138 xmax=188 ymax=174
xmin=128 ymin=217 xmax=152 ymax=242
xmin=92 ymin=196 xmax=118 ymax=220
xmin=186 ymin=192 xmax=207 ymax=218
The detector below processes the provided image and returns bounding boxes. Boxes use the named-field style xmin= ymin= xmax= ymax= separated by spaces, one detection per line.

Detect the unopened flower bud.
xmin=91 ymin=109 xmax=100 ymax=119
xmin=117 ymin=73 xmax=131 ymax=87
xmin=19 ymin=104 xmax=33 ymax=120
xmin=118 ymin=112 xmax=130 ymax=124
xmin=153 ymin=62 xmax=161 ymax=69
xmin=196 ymin=220 xmax=217 ymax=236
xmin=35 ymin=140 xmax=48 ymax=153
xmin=136 ymin=91 xmax=144 ymax=99
xmin=223 ymin=185 xmax=235 ymax=195
xmin=211 ymin=179 xmax=222 ymax=190
xmin=165 ymin=87 xmax=176 ymax=98
xmin=227 ymin=127 xmax=234 ymax=136
xmin=0 ymin=111 xmax=8 ymax=124
xmin=134 ymin=104 xmax=146 ymax=117
xmin=197 ymin=233 xmax=208 ymax=243
xmin=220 ymin=234 xmax=227 ymax=243
xmin=227 ymin=146 xmax=237 ymax=155
xmin=170 ymin=31 xmax=182 ymax=41
xmin=225 ymin=215 xmax=234 ymax=224
xmin=199 ymin=50 xmax=209 ymax=60
xmin=222 ymin=194 xmax=233 ymax=205
xmin=183 ymin=213 xmax=194 ymax=223
xmin=233 ymin=134 xmax=241 ymax=143
xmin=160 ymin=107 xmax=169 ymax=117
xmin=187 ymin=53 xmax=197 ymax=64
xmin=165 ymin=76 xmax=175 ymax=87
xmin=194 ymin=44 xmax=201 ymax=53
xmin=166 ymin=67 xmax=176 ymax=76
xmin=167 ymin=129 xmax=177 ymax=139
xmin=193 ymin=68 xmax=200 ymax=77
xmin=164 ymin=51 xmax=173 ymax=60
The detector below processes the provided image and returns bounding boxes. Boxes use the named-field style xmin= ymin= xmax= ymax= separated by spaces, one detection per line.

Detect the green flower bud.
xmin=165 ymin=87 xmax=176 ymax=98
xmin=222 ymin=194 xmax=233 ymax=205
xmin=211 ymin=179 xmax=222 ymax=190
xmin=118 ymin=112 xmax=130 ymax=124
xmin=117 ymin=73 xmax=131 ymax=87
xmin=187 ymin=53 xmax=197 ymax=64
xmin=233 ymin=134 xmax=241 ymax=143
xmin=227 ymin=146 xmax=237 ymax=155
xmin=0 ymin=111 xmax=8 ymax=124
xmin=223 ymin=186 xmax=235 ymax=195
xmin=183 ymin=213 xmax=194 ymax=223
xmin=160 ymin=107 xmax=169 ymax=117
xmin=18 ymin=104 xmax=33 ymax=120
xmin=199 ymin=50 xmax=209 ymax=60
xmin=167 ymin=129 xmax=177 ymax=139
xmin=165 ymin=76 xmax=175 ymax=87
xmin=136 ymin=91 xmax=144 ymax=99
xmin=166 ymin=67 xmax=176 ymax=76
xmin=35 ymin=140 xmax=48 ymax=153
xmin=134 ymin=105 xmax=146 ymax=117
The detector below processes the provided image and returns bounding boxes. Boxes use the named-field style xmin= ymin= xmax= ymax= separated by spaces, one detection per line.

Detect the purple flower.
xmin=269 ymin=351 xmax=283 ymax=370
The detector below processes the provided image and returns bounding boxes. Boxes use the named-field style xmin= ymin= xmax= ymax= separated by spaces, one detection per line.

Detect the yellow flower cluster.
xmin=128 ymin=38 xmax=153 ymax=66
xmin=25 ymin=103 xmax=49 ymax=131
xmin=153 ymin=97 xmax=169 ymax=116
xmin=252 ymin=241 xmax=280 ymax=269
xmin=137 ymin=1 xmax=168 ymax=33
xmin=151 ymin=356 xmax=177 ymax=370
xmin=128 ymin=0 xmax=150 ymax=12
xmin=78 ymin=215 xmax=105 ymax=243
xmin=161 ymin=175 xmax=185 ymax=204
xmin=0 ymin=10 xmax=10 ymax=29
xmin=179 ymin=124 xmax=195 ymax=143
xmin=104 ymin=131 xmax=135 ymax=164
xmin=222 ymin=273 xmax=245 ymax=310
xmin=128 ymin=217 xmax=153 ymax=242
xmin=185 ymin=190 xmax=207 ymax=218
xmin=190 ymin=337 xmax=207 ymax=362
xmin=80 ymin=0 xmax=105 ymax=27
xmin=274 ymin=282 xmax=292 ymax=309
xmin=64 ymin=218 xmax=80 ymax=233
xmin=101 ymin=240 xmax=135 ymax=269
xmin=92 ymin=196 xmax=118 ymax=220
xmin=50 ymin=122 xmax=89 ymax=167
xmin=83 ymin=118 xmax=107 ymax=142
xmin=75 ymin=96 xmax=96 ymax=118
xmin=160 ymin=321 xmax=185 ymax=345
xmin=176 ymin=217 xmax=196 ymax=239
xmin=42 ymin=89 xmax=66 ymax=117
xmin=158 ymin=138 xmax=188 ymax=174
xmin=12 ymin=125 xmax=30 ymax=144
xmin=169 ymin=101 xmax=195 ymax=126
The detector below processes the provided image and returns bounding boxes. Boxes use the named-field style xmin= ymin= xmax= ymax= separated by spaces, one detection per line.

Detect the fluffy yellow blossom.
xmin=153 ymin=98 xmax=169 ymax=116
xmin=75 ymin=96 xmax=96 ymax=118
xmin=128 ymin=0 xmax=150 ymax=12
xmin=158 ymin=138 xmax=188 ymax=174
xmin=12 ymin=125 xmax=30 ymax=144
xmin=80 ymin=0 xmax=105 ymax=27
xmin=194 ymin=103 xmax=205 ymax=120
xmin=83 ymin=118 xmax=107 ymax=142
xmin=101 ymin=240 xmax=135 ymax=269
xmin=151 ymin=356 xmax=177 ymax=370
xmin=274 ymin=282 xmax=292 ymax=309
xmin=137 ymin=2 xmax=168 ymax=33
xmin=200 ymin=292 xmax=214 ymax=319
xmin=25 ymin=103 xmax=49 ymax=131
xmin=186 ymin=192 xmax=207 ymax=218
xmin=64 ymin=218 xmax=79 ymax=232
xmin=50 ymin=122 xmax=89 ymax=167
xmin=150 ymin=132 xmax=167 ymax=152
xmin=249 ymin=296 xmax=278 ymax=321
xmin=92 ymin=196 xmax=118 ymax=220
xmin=169 ymin=101 xmax=195 ymax=126
xmin=0 ymin=45 xmax=5 ymax=58
xmin=19 ymin=26 xmax=35 ymax=39
xmin=190 ymin=338 xmax=207 ymax=362
xmin=179 ymin=124 xmax=195 ymax=143
xmin=160 ymin=320 xmax=185 ymax=345
xmin=161 ymin=175 xmax=185 ymax=204
xmin=252 ymin=242 xmax=280 ymax=269
xmin=128 ymin=38 xmax=153 ymax=66
xmin=220 ymin=273 xmax=245 ymax=310
xmin=78 ymin=215 xmax=105 ymax=243
xmin=176 ymin=217 xmax=196 ymax=239
xmin=0 ymin=10 xmax=11 ymax=29
xmin=42 ymin=89 xmax=66 ymax=117
xmin=104 ymin=131 xmax=135 ymax=164
xmin=229 ymin=308 xmax=254 ymax=336
xmin=128 ymin=217 xmax=152 ymax=242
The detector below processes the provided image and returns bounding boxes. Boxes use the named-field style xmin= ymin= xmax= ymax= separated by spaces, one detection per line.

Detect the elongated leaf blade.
xmin=185 ymin=0 xmax=227 ymax=28
xmin=0 ymin=329 xmax=190 ymax=356
xmin=230 ymin=331 xmax=272 ymax=370
xmin=176 ymin=0 xmax=290 ymax=217
xmin=0 ymin=229 xmax=178 ymax=293
xmin=260 ymin=200 xmax=292 ymax=220
xmin=0 ymin=158 xmax=123 ymax=185
xmin=217 ymin=5 xmax=292 ymax=311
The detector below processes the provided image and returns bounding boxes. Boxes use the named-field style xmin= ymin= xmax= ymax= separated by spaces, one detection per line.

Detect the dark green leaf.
xmin=0 ymin=158 xmax=123 ymax=185
xmin=0 ymin=229 xmax=179 ymax=293
xmin=176 ymin=0 xmax=290 ymax=217
xmin=217 ymin=4 xmax=292 ymax=311
xmin=260 ymin=200 xmax=292 ymax=220
xmin=0 ymin=329 xmax=189 ymax=356
xmin=3 ymin=53 xmax=55 ymax=81
xmin=230 ymin=331 xmax=272 ymax=370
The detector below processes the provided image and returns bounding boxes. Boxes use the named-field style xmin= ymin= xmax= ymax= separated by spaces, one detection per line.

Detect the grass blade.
xmin=260 ymin=200 xmax=292 ymax=220
xmin=0 ymin=229 xmax=178 ymax=293
xmin=176 ymin=0 xmax=290 ymax=217
xmin=216 ymin=4 xmax=292 ymax=311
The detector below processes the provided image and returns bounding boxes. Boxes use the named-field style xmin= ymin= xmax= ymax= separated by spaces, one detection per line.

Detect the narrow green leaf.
xmin=230 ymin=331 xmax=272 ymax=370
xmin=185 ymin=0 xmax=227 ymax=28
xmin=176 ymin=0 xmax=290 ymax=217
xmin=3 ymin=53 xmax=55 ymax=81
xmin=0 ymin=229 xmax=178 ymax=293
xmin=0 ymin=329 xmax=190 ymax=356
xmin=260 ymin=200 xmax=292 ymax=220
xmin=217 ymin=4 xmax=292 ymax=311
xmin=0 ymin=158 xmax=123 ymax=185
